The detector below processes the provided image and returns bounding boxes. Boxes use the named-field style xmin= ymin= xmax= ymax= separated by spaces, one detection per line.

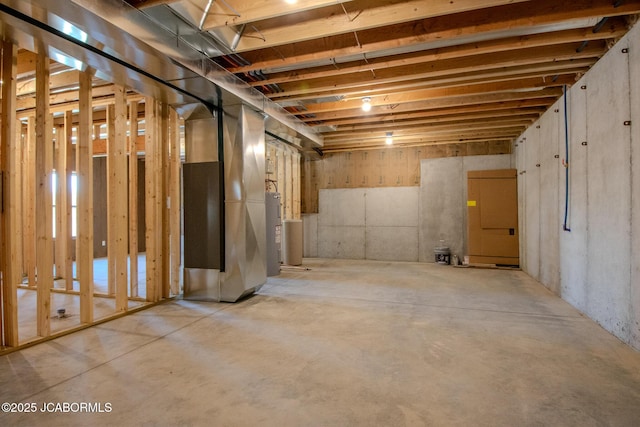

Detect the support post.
xmin=77 ymin=69 xmax=94 ymax=323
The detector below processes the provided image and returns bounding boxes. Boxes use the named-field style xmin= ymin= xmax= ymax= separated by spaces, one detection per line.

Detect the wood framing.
xmin=35 ymin=48 xmax=53 ymax=338
xmin=1 ymin=40 xmax=21 ymax=346
xmin=24 ymin=117 xmax=37 ymax=288
xmin=128 ymin=100 xmax=139 ymax=298
xmin=63 ymin=110 xmax=74 ymax=289
xmin=145 ymin=97 xmax=159 ymax=302
xmin=109 ymin=85 xmax=129 ymax=312
xmin=77 ymin=68 xmax=94 ymax=323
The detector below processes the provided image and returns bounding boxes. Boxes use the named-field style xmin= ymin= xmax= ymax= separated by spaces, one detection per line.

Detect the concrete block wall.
xmin=516 ymin=21 xmax=640 ymax=350
xmin=310 ymin=187 xmax=420 ymax=261
xmin=418 ymin=155 xmax=514 ymax=262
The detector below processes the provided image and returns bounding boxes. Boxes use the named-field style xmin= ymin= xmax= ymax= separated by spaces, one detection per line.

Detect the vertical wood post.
xmin=77 ymin=69 xmax=94 ymax=323
xmin=1 ymin=40 xmax=21 ymax=346
xmin=113 ymin=86 xmax=128 ymax=312
xmin=55 ymin=123 xmax=69 ymax=282
xmin=35 ymin=49 xmax=53 ymax=337
xmin=128 ymin=100 xmax=139 ymax=298
xmin=64 ymin=111 xmax=74 ymax=289
xmin=145 ymin=97 xmax=159 ymax=302
xmin=24 ymin=117 xmax=36 ymax=287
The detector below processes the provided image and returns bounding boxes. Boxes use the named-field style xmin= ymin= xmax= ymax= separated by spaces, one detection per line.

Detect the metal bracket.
xmin=536 ymin=163 xmax=541 ymax=167
xmin=554 ymin=154 xmax=560 ymax=159
xmin=581 ymin=85 xmax=587 ymax=90
xmin=624 ymin=121 xmax=632 ymax=126
xmin=622 ymin=47 xmax=629 ymax=53
xmin=581 ymin=141 xmax=588 ymax=146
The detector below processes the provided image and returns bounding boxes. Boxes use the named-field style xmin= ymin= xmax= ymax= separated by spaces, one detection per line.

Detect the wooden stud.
xmin=55 ymin=124 xmax=69 ymax=284
xmin=35 ymin=48 xmax=53 ymax=338
xmin=277 ymin=147 xmax=286 ymax=219
xmin=128 ymin=100 xmax=139 ymax=298
xmin=293 ymin=152 xmax=301 ymax=219
xmin=169 ymin=108 xmax=181 ymax=296
xmin=64 ymin=111 xmax=74 ymax=289
xmin=145 ymin=97 xmax=159 ymax=302
xmin=1 ymin=41 xmax=21 ymax=346
xmin=109 ymin=85 xmax=129 ymax=312
xmin=284 ymin=149 xmax=293 ymax=220
xmin=23 ymin=117 xmax=37 ymax=288
xmin=106 ymin=104 xmax=116 ymax=296
xmin=77 ymin=69 xmax=94 ymax=323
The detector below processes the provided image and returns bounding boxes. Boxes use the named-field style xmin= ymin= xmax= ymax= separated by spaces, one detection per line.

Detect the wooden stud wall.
xmin=301 ymin=140 xmax=511 ymax=213
xmin=266 ymin=141 xmax=302 ymax=220
xmin=1 ymin=40 xmax=21 ymax=346
xmin=0 ymin=45 xmax=183 ymax=350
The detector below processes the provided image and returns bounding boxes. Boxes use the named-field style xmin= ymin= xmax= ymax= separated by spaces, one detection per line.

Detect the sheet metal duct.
xmin=183 ymin=103 xmax=267 ymax=302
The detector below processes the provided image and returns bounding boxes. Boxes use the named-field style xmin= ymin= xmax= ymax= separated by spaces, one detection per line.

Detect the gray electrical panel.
xmin=266 ymin=193 xmax=281 ymax=276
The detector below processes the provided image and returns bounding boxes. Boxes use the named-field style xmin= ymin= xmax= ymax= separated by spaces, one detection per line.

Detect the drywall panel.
xmin=302 ymin=213 xmax=318 ymax=257
xmin=318 ymin=188 xmax=366 ymax=226
xmin=538 ymin=99 xmax=561 ymax=293
xmin=365 ymin=187 xmax=419 ymax=227
xmin=585 ymin=42 xmax=632 ymax=342
xmin=630 ymin=21 xmax=640 ymax=348
xmin=419 ymin=155 xmax=512 ymax=262
xmin=365 ymin=226 xmax=418 ymax=261
xmin=559 ymin=82 xmax=589 ymax=311
xmin=523 ymin=124 xmax=541 ymax=280
xmin=317 ymin=225 xmax=365 ymax=259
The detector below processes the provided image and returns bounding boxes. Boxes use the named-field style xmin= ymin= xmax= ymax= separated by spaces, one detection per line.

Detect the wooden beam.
xmin=1 ymin=41 xmax=21 ymax=347
xmin=221 ymin=0 xmax=532 ymax=52
xmin=35 ymin=49 xmax=53 ymax=338
xmin=245 ymin=25 xmax=626 ymax=82
xmin=231 ymin=0 xmax=640 ymax=70
xmin=304 ymin=95 xmax=559 ymax=123
xmin=203 ymin=0 xmax=354 ymax=29
xmin=128 ymin=100 xmax=139 ymax=298
xmin=77 ymin=68 xmax=94 ymax=323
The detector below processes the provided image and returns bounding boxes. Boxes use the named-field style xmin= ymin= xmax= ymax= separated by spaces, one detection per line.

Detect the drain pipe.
xmin=562 ymin=85 xmax=571 ymax=232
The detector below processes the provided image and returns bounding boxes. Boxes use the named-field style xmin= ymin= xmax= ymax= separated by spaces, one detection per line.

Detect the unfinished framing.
xmin=0 ymin=42 xmax=184 ymax=351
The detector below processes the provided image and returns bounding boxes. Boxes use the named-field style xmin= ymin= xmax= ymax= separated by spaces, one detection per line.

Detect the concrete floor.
xmin=1 ymin=258 xmax=640 ymax=426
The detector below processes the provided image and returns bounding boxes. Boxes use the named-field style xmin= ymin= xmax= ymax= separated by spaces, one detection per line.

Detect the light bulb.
xmin=361 ymin=97 xmax=372 ymax=112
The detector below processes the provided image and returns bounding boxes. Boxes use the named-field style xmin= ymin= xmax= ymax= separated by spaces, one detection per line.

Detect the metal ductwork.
xmin=183 ymin=102 xmax=267 ymax=302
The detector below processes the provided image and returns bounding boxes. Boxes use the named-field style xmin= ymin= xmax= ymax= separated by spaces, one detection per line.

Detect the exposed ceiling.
xmin=120 ymin=0 xmax=640 ymax=153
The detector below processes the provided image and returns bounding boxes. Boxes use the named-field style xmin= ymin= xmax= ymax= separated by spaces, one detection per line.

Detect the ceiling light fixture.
xmin=285 ymin=0 xmax=298 ymax=4
xmin=362 ymin=97 xmax=372 ymax=112
xmin=386 ymin=132 xmax=393 ymax=145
